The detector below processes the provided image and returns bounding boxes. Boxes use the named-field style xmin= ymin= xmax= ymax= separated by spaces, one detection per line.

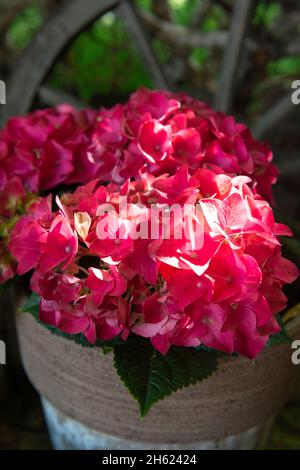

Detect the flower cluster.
xmin=0 ymin=105 xmax=96 ymax=281
xmin=8 ymin=168 xmax=298 ymax=359
xmin=0 ymin=105 xmax=97 ymax=193
xmin=1 ymin=88 xmax=297 ymax=359
xmin=0 ymin=88 xmax=279 ymax=283
xmin=0 ymin=89 xmax=278 ymax=198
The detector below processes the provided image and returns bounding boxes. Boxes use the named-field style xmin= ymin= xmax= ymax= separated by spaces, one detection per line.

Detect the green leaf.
xmin=267 ymin=314 xmax=292 ymax=347
xmin=195 ymin=343 xmax=229 ymax=356
xmin=7 ymin=5 xmax=43 ymax=50
xmin=20 ymin=292 xmax=40 ymax=315
xmin=114 ymin=335 xmax=219 ymax=418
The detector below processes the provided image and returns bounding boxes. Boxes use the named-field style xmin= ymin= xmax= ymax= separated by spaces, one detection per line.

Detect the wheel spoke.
xmin=117 ymin=0 xmax=168 ymax=90
xmin=214 ymin=0 xmax=255 ymax=113
xmin=0 ymin=0 xmax=120 ymax=125
xmin=253 ymin=94 xmax=296 ymax=139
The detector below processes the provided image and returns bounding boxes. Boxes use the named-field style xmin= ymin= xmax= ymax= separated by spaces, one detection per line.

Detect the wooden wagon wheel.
xmin=0 ymin=0 xmax=296 ymax=137
xmin=0 ymin=0 xmax=169 ymax=126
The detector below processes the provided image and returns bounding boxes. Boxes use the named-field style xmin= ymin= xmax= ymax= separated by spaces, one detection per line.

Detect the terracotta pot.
xmin=16 ymin=311 xmax=300 ymax=450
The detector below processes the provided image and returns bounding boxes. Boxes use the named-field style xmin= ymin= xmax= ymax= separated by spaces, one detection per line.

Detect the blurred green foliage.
xmin=267 ymin=56 xmax=300 ymax=78
xmin=5 ymin=0 xmax=300 ymax=108
xmin=49 ymin=12 xmax=152 ymax=102
xmin=6 ymin=5 xmax=42 ymax=50
xmin=254 ymin=0 xmax=282 ymax=28
xmin=48 ymin=0 xmax=228 ymax=102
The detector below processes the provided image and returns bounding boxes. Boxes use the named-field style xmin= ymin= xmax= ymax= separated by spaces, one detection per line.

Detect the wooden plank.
xmin=117 ymin=0 xmax=169 ymax=90
xmin=213 ymin=0 xmax=255 ymax=113
xmin=0 ymin=0 xmax=120 ymax=126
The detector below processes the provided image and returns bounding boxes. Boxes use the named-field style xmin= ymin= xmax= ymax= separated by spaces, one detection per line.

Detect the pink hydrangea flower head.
xmin=1 ymin=88 xmax=299 ymax=361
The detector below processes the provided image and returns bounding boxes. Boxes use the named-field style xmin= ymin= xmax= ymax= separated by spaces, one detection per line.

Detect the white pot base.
xmin=41 ymin=398 xmax=270 ymax=450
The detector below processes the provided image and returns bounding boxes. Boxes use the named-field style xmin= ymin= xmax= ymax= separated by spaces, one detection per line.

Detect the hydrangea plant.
xmin=0 ymin=88 xmax=298 ymax=416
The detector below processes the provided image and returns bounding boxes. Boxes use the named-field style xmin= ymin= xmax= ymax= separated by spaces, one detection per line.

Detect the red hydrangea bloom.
xmin=0 ymin=87 xmax=279 ymax=202
xmin=1 ymin=88 xmax=298 ymax=359
xmin=9 ymin=196 xmax=77 ymax=275
xmin=0 ymin=105 xmax=96 ymax=193
xmin=138 ymin=120 xmax=171 ymax=163
xmin=86 ymin=267 xmax=127 ymax=306
xmin=0 ymin=87 xmax=280 ymax=280
xmin=8 ymin=171 xmax=298 ymax=359
xmin=0 ymin=176 xmax=26 ymax=218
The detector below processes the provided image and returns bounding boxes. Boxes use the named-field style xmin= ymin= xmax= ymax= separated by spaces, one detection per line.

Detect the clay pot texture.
xmin=16 ymin=311 xmax=300 ymax=445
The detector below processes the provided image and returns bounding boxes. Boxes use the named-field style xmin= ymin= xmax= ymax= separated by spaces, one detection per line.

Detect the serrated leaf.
xmin=195 ymin=343 xmax=231 ymax=356
xmin=113 ymin=335 xmax=219 ymax=418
